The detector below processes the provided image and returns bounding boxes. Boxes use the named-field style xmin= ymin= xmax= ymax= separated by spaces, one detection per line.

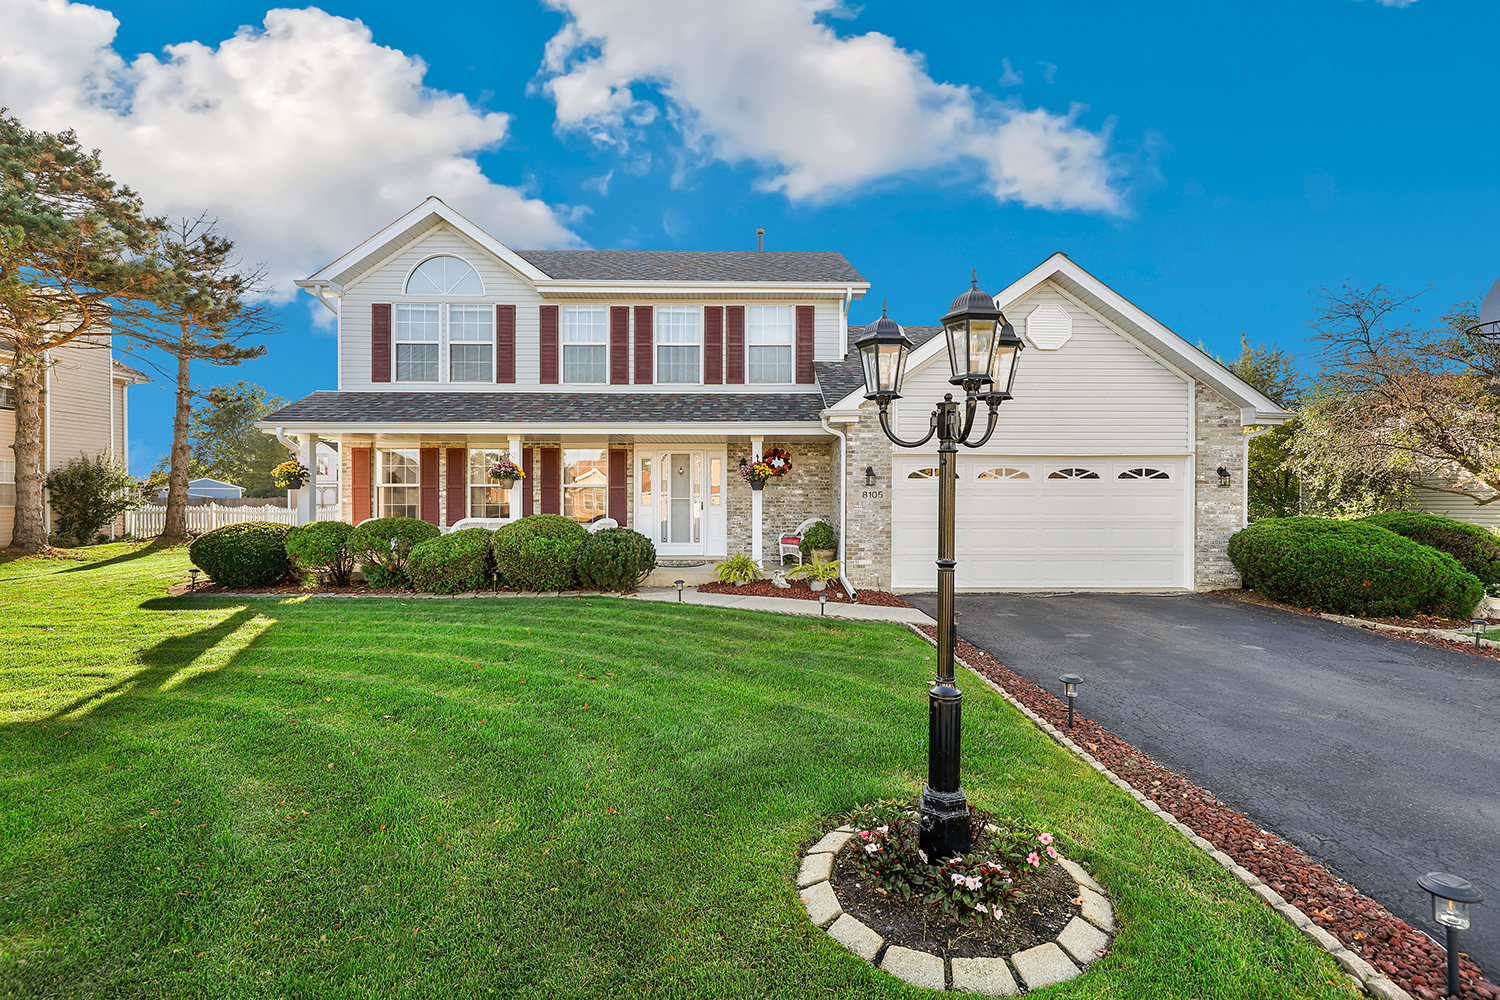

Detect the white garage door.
xmin=891 ymin=457 xmax=1190 ymax=591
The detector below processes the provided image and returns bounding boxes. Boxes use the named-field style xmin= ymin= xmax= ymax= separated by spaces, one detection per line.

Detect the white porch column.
xmin=298 ymin=433 xmax=319 ymax=525
xmin=751 ymin=435 xmax=764 ymax=567
xmin=508 ymin=434 xmax=523 ymax=522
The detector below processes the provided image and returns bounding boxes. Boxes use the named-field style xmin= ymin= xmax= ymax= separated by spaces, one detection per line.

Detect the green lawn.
xmin=0 ymin=542 xmax=1357 ymax=999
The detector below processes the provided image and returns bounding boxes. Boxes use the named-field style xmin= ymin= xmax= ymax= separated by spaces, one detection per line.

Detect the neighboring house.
xmin=313 ymin=440 xmax=339 ymax=510
xmin=0 ymin=340 xmax=148 ymax=547
xmin=156 ymin=477 xmax=244 ymax=501
xmin=1412 ymin=480 xmax=1500 ymax=534
xmin=261 ymin=197 xmax=1289 ymax=592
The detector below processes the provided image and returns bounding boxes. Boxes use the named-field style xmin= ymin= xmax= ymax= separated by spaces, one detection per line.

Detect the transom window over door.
xmin=468 ymin=449 xmax=510 ymax=518
xmin=379 ymin=449 xmax=420 ymax=518
xmin=656 ymin=306 xmax=701 ymax=383
xmin=563 ymin=448 xmax=609 ymax=522
xmin=747 ymin=305 xmax=793 ymax=383
xmin=405 ymin=255 xmax=482 ymax=296
xmin=562 ymin=306 xmax=608 ymax=383
xmin=394 ymin=304 xmax=440 ymax=382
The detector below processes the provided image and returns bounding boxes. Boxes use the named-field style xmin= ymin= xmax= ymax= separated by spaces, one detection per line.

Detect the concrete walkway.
xmin=627 ymin=587 xmax=935 ymax=625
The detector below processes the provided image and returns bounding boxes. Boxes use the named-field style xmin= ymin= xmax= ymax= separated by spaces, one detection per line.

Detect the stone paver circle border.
xmin=798 ymin=823 xmax=1115 ymax=995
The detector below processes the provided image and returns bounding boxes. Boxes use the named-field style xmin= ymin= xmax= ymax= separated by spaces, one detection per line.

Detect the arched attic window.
xmin=406 ymin=255 xmax=483 ymax=296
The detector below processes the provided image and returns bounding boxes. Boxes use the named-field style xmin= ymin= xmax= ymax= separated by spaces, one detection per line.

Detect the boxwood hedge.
xmin=1361 ymin=510 xmax=1500 ymax=590
xmin=576 ymin=527 xmax=657 ymax=591
xmin=408 ymin=528 xmax=495 ymax=594
xmin=493 ymin=514 xmax=586 ymax=591
xmin=1227 ymin=516 xmax=1483 ymax=619
xmin=188 ymin=521 xmax=291 ymax=589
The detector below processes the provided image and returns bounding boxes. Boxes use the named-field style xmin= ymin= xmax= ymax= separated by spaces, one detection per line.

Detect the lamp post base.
xmin=918 ymin=783 xmax=972 ymax=861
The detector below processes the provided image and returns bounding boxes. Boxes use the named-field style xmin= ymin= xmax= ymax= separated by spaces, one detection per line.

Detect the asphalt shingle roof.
xmin=814 ymin=324 xmax=944 ymax=407
xmin=264 ymin=391 xmax=828 ymax=425
xmin=512 ymin=249 xmax=865 ymax=284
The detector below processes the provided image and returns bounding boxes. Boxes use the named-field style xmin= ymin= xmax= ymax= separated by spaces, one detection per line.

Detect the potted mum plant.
xmin=799 ymin=521 xmax=837 ymax=564
xmin=273 ymin=460 xmax=310 ymax=491
xmin=489 ymin=457 xmax=525 ymax=490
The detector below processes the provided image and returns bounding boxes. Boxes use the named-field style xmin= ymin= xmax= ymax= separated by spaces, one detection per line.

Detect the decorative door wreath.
xmin=762 ymin=447 xmax=793 ymax=476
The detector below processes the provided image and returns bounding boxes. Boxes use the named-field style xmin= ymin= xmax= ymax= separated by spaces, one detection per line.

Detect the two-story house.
xmin=263 ymin=197 xmax=1289 ymax=593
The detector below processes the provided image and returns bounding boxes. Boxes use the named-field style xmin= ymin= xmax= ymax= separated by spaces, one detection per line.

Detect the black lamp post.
xmin=855 ymin=281 xmax=1023 ymax=861
xmin=1418 ymin=871 xmax=1483 ymax=997
xmin=1059 ymin=674 xmax=1082 ymax=729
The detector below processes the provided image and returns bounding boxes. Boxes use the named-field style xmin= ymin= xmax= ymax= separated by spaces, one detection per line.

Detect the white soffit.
xmin=1024 ymin=302 xmax=1072 ymax=351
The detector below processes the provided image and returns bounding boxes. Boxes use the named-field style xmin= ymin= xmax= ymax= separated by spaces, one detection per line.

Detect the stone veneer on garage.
xmin=841 ymin=402 xmax=895 ymax=594
xmin=1194 ymin=383 xmax=1246 ymax=590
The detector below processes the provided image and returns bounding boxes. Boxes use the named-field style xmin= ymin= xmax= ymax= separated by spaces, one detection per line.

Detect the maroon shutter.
xmin=633 ymin=306 xmax=653 ymax=384
xmin=704 ymin=306 xmax=723 ymax=385
xmin=521 ymin=448 xmax=534 ymax=516
xmin=725 ymin=306 xmax=745 ymax=384
xmin=610 ymin=306 xmax=629 ymax=384
xmin=352 ymin=447 xmax=372 ymax=524
xmin=495 ymin=305 xmax=516 ymax=383
xmin=608 ymin=449 xmax=627 ymax=524
xmin=371 ymin=304 xmax=392 ymax=383
xmin=540 ymin=449 xmax=561 ymax=515
xmin=446 ymin=448 xmax=466 ymax=525
xmin=420 ymin=448 xmax=439 ymax=525
xmin=796 ymin=305 xmax=815 ymax=384
xmin=539 ymin=305 xmax=559 ymax=384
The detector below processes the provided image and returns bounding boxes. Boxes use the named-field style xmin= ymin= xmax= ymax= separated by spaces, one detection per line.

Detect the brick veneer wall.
xmin=1195 ymin=383 xmax=1245 ymax=590
xmin=842 ymin=402 xmax=894 ymax=592
xmin=725 ymin=439 xmax=836 ymax=565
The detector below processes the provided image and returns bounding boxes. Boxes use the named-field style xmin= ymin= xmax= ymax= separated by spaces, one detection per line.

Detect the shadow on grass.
xmin=44 ymin=607 xmax=260 ymax=722
xmin=60 ymin=539 xmax=186 ymax=574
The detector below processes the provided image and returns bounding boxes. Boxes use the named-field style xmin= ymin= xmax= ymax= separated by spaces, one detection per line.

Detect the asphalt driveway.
xmin=905 ymin=591 xmax=1500 ymax=976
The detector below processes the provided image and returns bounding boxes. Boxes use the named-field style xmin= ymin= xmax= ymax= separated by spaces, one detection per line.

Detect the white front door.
xmin=637 ymin=449 xmax=727 ymax=558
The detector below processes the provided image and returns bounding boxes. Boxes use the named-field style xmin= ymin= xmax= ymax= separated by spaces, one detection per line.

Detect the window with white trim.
xmin=562 ymin=306 xmax=608 ymax=383
xmin=448 ymin=305 xmax=494 ymax=382
xmin=394 ymin=304 xmax=440 ymax=382
xmin=406 ymin=255 xmax=482 ymax=296
xmin=746 ymin=305 xmax=793 ymax=383
xmin=0 ymin=458 xmax=13 ymax=506
xmin=563 ymin=448 xmax=608 ymax=522
xmin=379 ymin=449 xmax=420 ymax=518
xmin=0 ymin=364 xmax=13 ymax=410
xmin=656 ymin=306 xmax=701 ymax=383
xmin=468 ymin=449 xmax=510 ymax=519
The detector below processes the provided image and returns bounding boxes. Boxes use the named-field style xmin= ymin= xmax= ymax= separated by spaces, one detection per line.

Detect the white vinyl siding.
xmin=562 ymin=306 xmax=608 ymax=384
xmin=656 ymin=306 xmax=701 ymax=384
xmin=1413 ymin=487 xmax=1500 ymax=534
xmin=746 ymin=305 xmax=793 ymax=384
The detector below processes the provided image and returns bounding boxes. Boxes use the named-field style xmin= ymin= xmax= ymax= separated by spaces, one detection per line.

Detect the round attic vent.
xmin=1024 ymin=302 xmax=1073 ymax=350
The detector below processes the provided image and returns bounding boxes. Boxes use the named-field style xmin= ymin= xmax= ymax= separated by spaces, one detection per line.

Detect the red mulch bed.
xmin=916 ymin=623 xmax=1498 ymax=1000
xmin=697 ymin=579 xmax=912 ymax=607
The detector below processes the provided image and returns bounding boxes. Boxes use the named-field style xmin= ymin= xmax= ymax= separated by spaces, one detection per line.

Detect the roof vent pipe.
xmin=756 ymin=228 xmax=764 ymax=251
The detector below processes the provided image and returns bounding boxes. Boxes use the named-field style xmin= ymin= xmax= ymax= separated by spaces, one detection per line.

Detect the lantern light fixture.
xmin=1217 ymin=466 xmax=1232 ymax=488
xmin=855 ymin=301 xmax=913 ymax=401
xmin=940 ymin=271 xmax=1023 ymax=396
xmin=865 ymin=466 xmax=877 ymax=487
xmin=1059 ymin=674 xmax=1083 ymax=729
xmin=1417 ymin=871 xmax=1483 ymax=997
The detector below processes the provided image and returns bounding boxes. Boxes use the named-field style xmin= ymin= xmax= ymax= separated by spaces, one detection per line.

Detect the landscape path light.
xmin=854 ymin=276 xmax=1023 ymax=861
xmin=1059 ymin=674 xmax=1083 ymax=729
xmin=818 ymin=590 xmax=827 ymax=616
xmin=189 ymin=569 xmax=200 ymax=591
xmin=1471 ymin=619 xmax=1486 ymax=649
xmin=1417 ymin=871 xmax=1483 ymax=997
xmin=675 ymin=579 xmax=685 ymax=603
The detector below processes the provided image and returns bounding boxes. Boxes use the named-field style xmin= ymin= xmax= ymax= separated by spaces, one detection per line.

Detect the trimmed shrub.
xmin=285 ymin=521 xmax=355 ymax=585
xmin=1361 ymin=511 xmax=1500 ymax=589
xmin=188 ymin=521 xmax=291 ymax=589
xmin=577 ymin=527 xmax=657 ymax=591
xmin=408 ymin=528 xmax=495 ymax=594
xmin=1227 ymin=516 xmax=1483 ymax=619
xmin=347 ymin=517 xmax=440 ymax=587
xmin=799 ymin=520 xmax=837 ymax=558
xmin=44 ymin=453 xmax=140 ymax=546
xmin=492 ymin=514 xmax=587 ymax=591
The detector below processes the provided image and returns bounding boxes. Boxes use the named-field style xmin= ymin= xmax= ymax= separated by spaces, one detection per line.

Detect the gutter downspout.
xmin=820 ymin=411 xmax=855 ymax=602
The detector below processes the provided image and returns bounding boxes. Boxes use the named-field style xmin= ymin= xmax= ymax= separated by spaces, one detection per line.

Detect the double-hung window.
xmin=379 ymin=449 xmax=420 ymax=518
xmin=394 ymin=304 xmax=440 ymax=382
xmin=562 ymin=306 xmax=608 ymax=383
xmin=656 ymin=306 xmax=701 ymax=383
xmin=468 ymin=448 xmax=510 ymax=518
xmin=0 ymin=458 xmax=13 ymax=506
xmin=0 ymin=364 xmax=15 ymax=409
xmin=747 ymin=305 xmax=794 ymax=383
xmin=448 ymin=305 xmax=493 ymax=382
xmin=563 ymin=448 xmax=608 ymax=522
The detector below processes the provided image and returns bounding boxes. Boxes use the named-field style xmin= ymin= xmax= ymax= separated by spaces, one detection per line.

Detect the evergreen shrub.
xmin=285 ymin=521 xmax=355 ymax=586
xmin=188 ymin=521 xmax=291 ymax=589
xmin=1361 ymin=511 xmax=1500 ymax=590
xmin=408 ymin=528 xmax=495 ymax=594
xmin=347 ymin=516 xmax=440 ymax=587
xmin=576 ymin=527 xmax=657 ymax=591
xmin=492 ymin=514 xmax=586 ymax=591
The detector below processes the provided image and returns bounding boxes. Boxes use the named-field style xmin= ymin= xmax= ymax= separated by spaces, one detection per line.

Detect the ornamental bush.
xmin=576 ymin=527 xmax=657 ymax=591
xmin=1227 ymin=516 xmax=1483 ymax=619
xmin=44 ymin=453 xmax=140 ymax=546
xmin=408 ymin=528 xmax=495 ymax=594
xmin=285 ymin=521 xmax=355 ymax=586
xmin=1361 ymin=511 xmax=1500 ymax=590
xmin=492 ymin=514 xmax=587 ymax=591
xmin=188 ymin=521 xmax=291 ymax=589
xmin=347 ymin=516 xmax=440 ymax=587
xmin=799 ymin=521 xmax=837 ymax=557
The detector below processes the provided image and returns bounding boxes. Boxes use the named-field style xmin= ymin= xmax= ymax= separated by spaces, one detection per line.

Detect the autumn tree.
xmin=0 ymin=113 xmax=165 ymax=550
xmin=126 ymin=217 xmax=275 ymax=540
xmin=188 ymin=381 xmax=287 ymax=495
xmin=1291 ymin=284 xmax=1497 ymax=513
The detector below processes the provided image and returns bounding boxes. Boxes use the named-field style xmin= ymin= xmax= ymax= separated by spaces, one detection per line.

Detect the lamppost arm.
xmin=959 ymin=397 xmax=1004 ymax=449
xmin=877 ymin=403 xmax=938 ymax=450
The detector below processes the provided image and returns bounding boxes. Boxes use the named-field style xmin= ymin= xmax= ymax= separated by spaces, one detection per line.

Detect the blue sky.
xmin=1 ymin=0 xmax=1495 ymax=473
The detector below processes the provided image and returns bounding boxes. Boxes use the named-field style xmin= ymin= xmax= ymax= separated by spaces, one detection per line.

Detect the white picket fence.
xmin=124 ymin=504 xmax=342 ymax=536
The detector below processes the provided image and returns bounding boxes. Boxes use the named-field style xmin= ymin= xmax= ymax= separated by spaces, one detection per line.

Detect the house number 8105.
xmin=861 ymin=489 xmax=885 ymax=499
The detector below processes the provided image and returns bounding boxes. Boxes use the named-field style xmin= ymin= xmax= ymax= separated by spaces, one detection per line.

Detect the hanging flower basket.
xmin=489 ymin=458 xmax=525 ymax=490
xmin=272 ymin=460 xmax=309 ymax=490
xmin=740 ymin=461 xmax=774 ymax=490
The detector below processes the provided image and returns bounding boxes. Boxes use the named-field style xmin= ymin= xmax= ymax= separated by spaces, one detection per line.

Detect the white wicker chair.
xmin=587 ymin=517 xmax=619 ymax=533
xmin=779 ymin=517 xmax=822 ymax=565
xmin=445 ymin=517 xmax=512 ymax=534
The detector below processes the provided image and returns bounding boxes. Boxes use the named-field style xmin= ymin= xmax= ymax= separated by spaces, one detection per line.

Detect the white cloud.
xmin=999 ymin=58 xmax=1024 ymax=87
xmin=537 ymin=0 xmax=1125 ymax=213
xmin=1361 ymin=0 xmax=1418 ymax=6
xmin=0 ymin=1 xmax=581 ymax=296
